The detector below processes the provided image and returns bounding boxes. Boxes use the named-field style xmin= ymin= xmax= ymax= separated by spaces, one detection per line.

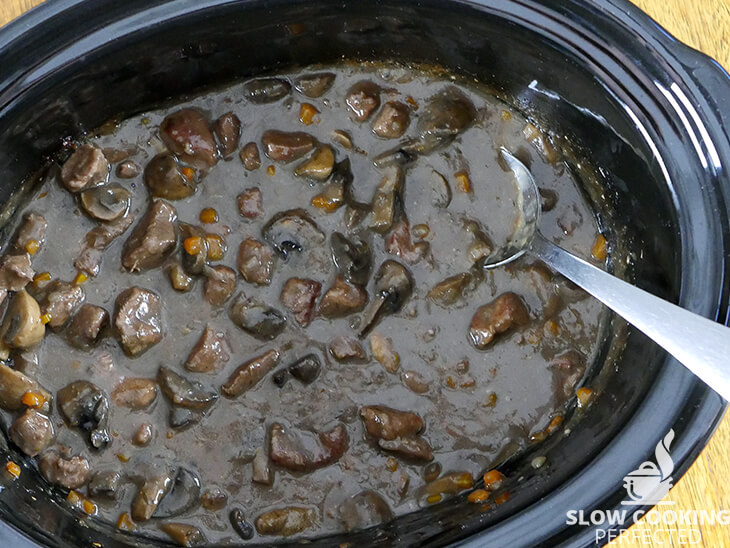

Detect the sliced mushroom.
xmin=318 ymin=276 xmax=368 ymax=319
xmin=252 ymin=448 xmax=274 ymax=486
xmin=79 ymin=183 xmax=132 ymax=222
xmin=0 ymin=290 xmax=45 ymax=352
xmin=0 ymin=364 xmax=51 ymax=411
xmin=416 ymin=87 xmax=476 ymax=145
xmin=372 ymin=101 xmax=411 ymax=139
xmin=262 ymin=209 xmax=325 ymax=259
xmin=156 ymin=467 xmax=202 ymax=518
xmin=221 ymin=349 xmax=280 ymax=398
xmin=244 ymin=78 xmax=291 ymax=104
xmin=132 ymin=470 xmax=174 ymax=521
xmin=66 ymin=304 xmax=109 ymax=349
xmin=157 ymin=367 xmax=218 ymax=410
xmin=57 ymin=380 xmax=111 ymax=449
xmin=427 ymin=273 xmax=474 ymax=307
xmin=112 ymin=378 xmax=158 ymax=410
xmin=331 ymin=232 xmax=372 ymax=286
xmin=229 ymin=294 xmax=287 ymax=340
xmin=429 ymin=170 xmax=452 ymax=208
xmin=359 ymin=260 xmax=413 ymax=337
xmin=160 ymin=523 xmax=207 ymax=547
xmin=144 ymin=153 xmax=196 ymax=200
xmin=287 ymin=354 xmax=321 ymax=385
xmin=369 ymin=167 xmax=405 ymax=233
xmin=89 ymin=470 xmax=124 ymax=499
xmin=294 ymin=145 xmax=335 ymax=181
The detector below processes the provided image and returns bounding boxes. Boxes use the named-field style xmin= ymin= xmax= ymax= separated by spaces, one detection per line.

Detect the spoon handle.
xmin=530 ymin=233 xmax=730 ymax=402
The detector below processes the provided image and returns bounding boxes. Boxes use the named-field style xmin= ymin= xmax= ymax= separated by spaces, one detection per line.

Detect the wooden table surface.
xmin=1 ymin=1 xmax=729 ymax=547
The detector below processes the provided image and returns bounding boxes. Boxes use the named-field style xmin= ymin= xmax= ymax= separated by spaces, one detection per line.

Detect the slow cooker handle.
xmin=531 ymin=234 xmax=730 ymax=402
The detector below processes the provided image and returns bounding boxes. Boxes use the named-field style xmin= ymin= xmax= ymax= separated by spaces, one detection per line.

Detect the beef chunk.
xmin=66 ymin=304 xmax=108 ymax=349
xmin=112 ymin=378 xmax=158 ymax=410
xmin=122 ymin=200 xmax=178 ymax=272
xmin=288 ymin=354 xmax=321 ymax=385
xmin=469 ymin=292 xmax=530 ymax=349
xmin=551 ymin=349 xmax=587 ymax=400
xmin=0 ymin=254 xmax=34 ymax=292
xmin=369 ymin=333 xmax=400 ymax=373
xmin=39 ymin=451 xmax=91 ymax=489
xmin=268 ymin=422 xmax=348 ymax=472
xmin=385 ymin=221 xmax=429 ymax=264
xmin=240 ymin=142 xmax=261 ymax=171
xmin=237 ymin=188 xmax=263 ymax=219
xmin=255 ymin=507 xmax=315 ymax=537
xmin=38 ymin=281 xmax=85 ymax=329
xmin=214 ymin=112 xmax=241 ymax=157
xmin=221 ymin=349 xmax=280 ymax=397
xmin=116 ymin=160 xmax=141 ymax=179
xmin=346 ymin=81 xmax=381 ymax=122
xmin=377 ymin=436 xmax=433 ymax=462
xmin=76 ymin=214 xmax=135 ymax=276
xmin=61 ymin=144 xmax=109 ymax=192
xmin=339 ymin=490 xmax=393 ymax=532
xmin=244 ymin=78 xmax=291 ymax=104
xmin=237 ymin=238 xmax=275 ymax=286
xmin=12 ymin=212 xmax=47 ymax=253
xmin=10 ymin=409 xmax=55 ymax=456
xmin=359 ymin=405 xmax=423 ymax=440
xmin=252 ymin=448 xmax=273 ymax=485
xmin=161 ymin=523 xmax=207 ymax=547
xmin=318 ymin=276 xmax=368 ymax=319
xmin=372 ymin=101 xmax=411 ymax=139
xmin=280 ymin=278 xmax=321 ymax=327
xmin=203 ymin=266 xmax=236 ymax=306
xmin=113 ymin=287 xmax=163 ymax=356
xmin=261 ymin=130 xmax=316 ymax=163
xmin=329 ymin=336 xmax=366 ymax=362
xmin=160 ymin=109 xmax=219 ymax=168
xmin=185 ymin=326 xmax=230 ymax=373
xmin=294 ymin=72 xmax=336 ymax=98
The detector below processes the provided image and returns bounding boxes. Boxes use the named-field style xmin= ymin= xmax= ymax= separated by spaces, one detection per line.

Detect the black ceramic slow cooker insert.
xmin=0 ymin=0 xmax=728 ymax=546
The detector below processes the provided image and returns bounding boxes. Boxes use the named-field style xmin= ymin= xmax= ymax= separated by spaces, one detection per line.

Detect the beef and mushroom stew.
xmin=0 ymin=63 xmax=610 ymax=544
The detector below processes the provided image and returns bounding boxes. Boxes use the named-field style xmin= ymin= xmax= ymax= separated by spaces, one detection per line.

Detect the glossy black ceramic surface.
xmin=0 ymin=1 xmax=728 ymax=546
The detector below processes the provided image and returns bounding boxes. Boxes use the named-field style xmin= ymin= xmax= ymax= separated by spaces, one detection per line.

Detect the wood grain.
xmin=1 ymin=1 xmax=729 ymax=548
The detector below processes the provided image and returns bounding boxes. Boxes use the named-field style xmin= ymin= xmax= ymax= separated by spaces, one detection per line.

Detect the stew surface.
xmin=0 ymin=62 xmax=608 ymax=545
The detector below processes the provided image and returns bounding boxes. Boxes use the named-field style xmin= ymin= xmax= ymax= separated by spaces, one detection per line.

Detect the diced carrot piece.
xmin=483 ymin=469 xmax=505 ymax=491
xmin=24 ymin=239 xmax=40 ymax=256
xmin=117 ymin=512 xmax=136 ymax=532
xmin=267 ymin=165 xmax=276 ymax=176
xmin=21 ymin=391 xmax=44 ymax=408
xmin=468 ymin=489 xmax=490 ymax=504
xmin=576 ymin=387 xmax=594 ymax=408
xmin=181 ymin=167 xmax=195 ymax=181
xmin=199 ymin=208 xmax=218 ymax=224
xmin=299 ymin=103 xmax=319 ymax=125
xmin=426 ymin=494 xmax=442 ymax=504
xmin=591 ymin=234 xmax=607 ymax=261
xmin=495 ymin=491 xmax=511 ymax=505
xmin=41 ymin=313 xmax=53 ymax=325
xmin=546 ymin=415 xmax=563 ymax=434
xmin=183 ymin=236 xmax=203 ymax=256
xmin=82 ymin=499 xmax=97 ymax=515
xmin=33 ymin=272 xmax=52 ymax=287
xmin=5 ymin=461 xmax=20 ymax=479
xmin=73 ymin=271 xmax=88 ymax=285
xmin=455 ymin=171 xmax=472 ymax=193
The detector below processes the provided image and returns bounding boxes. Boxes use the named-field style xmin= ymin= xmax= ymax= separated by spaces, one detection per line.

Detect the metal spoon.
xmin=490 ymin=147 xmax=730 ymax=402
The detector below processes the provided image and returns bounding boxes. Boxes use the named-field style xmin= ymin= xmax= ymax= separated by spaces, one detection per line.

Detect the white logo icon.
xmin=622 ymin=429 xmax=675 ymax=506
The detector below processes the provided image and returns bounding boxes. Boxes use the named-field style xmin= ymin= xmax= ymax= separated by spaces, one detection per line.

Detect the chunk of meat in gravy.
xmin=13 ymin=212 xmax=47 ymax=253
xmin=255 ymin=506 xmax=315 ymax=537
xmin=10 ymin=409 xmax=55 ymax=456
xmin=252 ymin=448 xmax=273 ymax=486
xmin=39 ymin=451 xmax=91 ymax=489
xmin=240 ymin=142 xmax=261 ymax=171
xmin=377 ymin=436 xmax=433 ymax=462
xmin=185 ymin=326 xmax=230 ymax=373
xmin=159 ymin=109 xmax=219 ymax=168
xmin=203 ymin=266 xmax=236 ymax=306
xmin=76 ymin=214 xmax=136 ymax=277
xmin=372 ymin=101 xmax=411 ymax=139
xmin=214 ymin=112 xmax=241 ymax=157
xmin=112 ymin=378 xmax=158 ymax=410
xmin=132 ymin=471 xmax=173 ymax=521
xmin=318 ymin=277 xmax=368 ymax=318
xmin=269 ymin=423 xmax=348 ymax=473
xmin=359 ymin=405 xmax=424 ymax=441
xmin=369 ymin=333 xmax=400 ymax=373
xmin=237 ymin=238 xmax=275 ymax=286
xmin=66 ymin=304 xmax=108 ymax=349
xmin=385 ymin=221 xmax=429 ymax=264
xmin=280 ymin=278 xmax=322 ymax=327
xmin=122 ymin=200 xmax=178 ymax=272
xmin=38 ymin=281 xmax=85 ymax=329
xmin=237 ymin=187 xmax=263 ymax=219
xmin=0 ymin=254 xmax=34 ymax=292
xmin=551 ymin=350 xmax=587 ymax=400
xmin=469 ymin=292 xmax=530 ymax=349
xmin=329 ymin=336 xmax=367 ymax=363
xmin=61 ymin=144 xmax=109 ymax=192
xmin=346 ymin=81 xmax=381 ymax=122
xmin=222 ymin=349 xmax=280 ymax=397
xmin=113 ymin=287 xmax=163 ymax=356
xmin=261 ymin=130 xmax=316 ymax=163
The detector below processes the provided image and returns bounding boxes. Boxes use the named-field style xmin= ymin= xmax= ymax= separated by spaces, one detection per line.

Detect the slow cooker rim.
xmin=0 ymin=1 xmax=728 ymax=547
